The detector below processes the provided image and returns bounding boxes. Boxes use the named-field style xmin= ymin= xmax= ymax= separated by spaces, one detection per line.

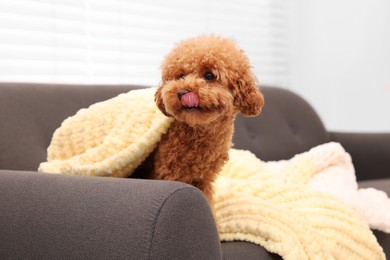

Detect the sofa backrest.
xmin=233 ymin=87 xmax=330 ymax=161
xmin=0 ymin=83 xmax=330 ymax=171
xmin=0 ymin=83 xmax=141 ymax=171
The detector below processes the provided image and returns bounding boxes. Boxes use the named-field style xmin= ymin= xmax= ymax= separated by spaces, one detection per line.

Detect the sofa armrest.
xmin=330 ymin=132 xmax=390 ymax=181
xmin=0 ymin=170 xmax=222 ymax=260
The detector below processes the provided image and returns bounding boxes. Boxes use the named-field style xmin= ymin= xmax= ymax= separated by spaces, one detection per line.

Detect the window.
xmin=0 ymin=0 xmax=289 ymax=87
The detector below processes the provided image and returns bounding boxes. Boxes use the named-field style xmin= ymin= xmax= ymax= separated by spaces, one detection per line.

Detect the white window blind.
xmin=0 ymin=0 xmax=289 ymax=87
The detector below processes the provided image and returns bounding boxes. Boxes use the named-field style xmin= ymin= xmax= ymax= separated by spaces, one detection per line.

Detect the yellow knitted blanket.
xmin=216 ymin=146 xmax=386 ymax=259
xmin=39 ymin=87 xmax=173 ymax=177
xmin=39 ymin=88 xmax=385 ymax=260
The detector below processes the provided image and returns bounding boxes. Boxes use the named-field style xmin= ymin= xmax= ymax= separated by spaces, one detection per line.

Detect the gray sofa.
xmin=1 ymin=82 xmax=389 ymax=259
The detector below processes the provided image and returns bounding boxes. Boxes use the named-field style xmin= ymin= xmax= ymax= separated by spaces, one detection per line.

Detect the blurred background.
xmin=0 ymin=0 xmax=389 ymax=132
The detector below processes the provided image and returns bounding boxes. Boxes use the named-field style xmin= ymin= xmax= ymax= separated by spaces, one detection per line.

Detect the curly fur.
xmin=150 ymin=35 xmax=264 ymax=204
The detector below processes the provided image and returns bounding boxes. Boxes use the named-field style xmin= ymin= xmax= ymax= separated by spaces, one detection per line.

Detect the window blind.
xmin=0 ymin=0 xmax=289 ymax=87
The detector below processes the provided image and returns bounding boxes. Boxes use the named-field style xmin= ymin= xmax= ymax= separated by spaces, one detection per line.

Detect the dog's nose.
xmin=177 ymin=90 xmax=189 ymax=100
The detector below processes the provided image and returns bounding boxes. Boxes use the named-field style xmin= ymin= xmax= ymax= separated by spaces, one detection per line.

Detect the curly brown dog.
xmin=150 ymin=35 xmax=264 ymax=205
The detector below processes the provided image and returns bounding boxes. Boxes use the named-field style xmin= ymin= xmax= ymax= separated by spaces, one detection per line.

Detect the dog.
xmin=149 ymin=35 xmax=264 ymax=205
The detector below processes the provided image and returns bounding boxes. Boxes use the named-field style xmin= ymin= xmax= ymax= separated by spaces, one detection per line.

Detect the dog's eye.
xmin=204 ymin=72 xmax=215 ymax=81
xmin=178 ymin=73 xmax=185 ymax=80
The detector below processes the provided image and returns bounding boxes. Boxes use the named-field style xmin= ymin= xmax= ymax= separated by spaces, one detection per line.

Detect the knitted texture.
xmin=307 ymin=144 xmax=390 ymax=233
xmin=215 ymin=145 xmax=386 ymax=259
xmin=39 ymin=90 xmax=387 ymax=259
xmin=38 ymin=87 xmax=173 ymax=177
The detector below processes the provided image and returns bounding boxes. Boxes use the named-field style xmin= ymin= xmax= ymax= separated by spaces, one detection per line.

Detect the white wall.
xmin=288 ymin=0 xmax=390 ymax=132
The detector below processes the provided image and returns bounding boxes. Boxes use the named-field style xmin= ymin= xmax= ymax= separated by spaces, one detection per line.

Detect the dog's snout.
xmin=177 ymin=90 xmax=189 ymax=100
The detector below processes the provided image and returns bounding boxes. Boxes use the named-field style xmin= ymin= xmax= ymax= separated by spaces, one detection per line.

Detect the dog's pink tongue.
xmin=181 ymin=92 xmax=199 ymax=108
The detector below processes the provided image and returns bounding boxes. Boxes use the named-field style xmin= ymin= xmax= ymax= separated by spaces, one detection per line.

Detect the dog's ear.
xmin=154 ymin=85 xmax=170 ymax=117
xmin=232 ymin=72 xmax=264 ymax=117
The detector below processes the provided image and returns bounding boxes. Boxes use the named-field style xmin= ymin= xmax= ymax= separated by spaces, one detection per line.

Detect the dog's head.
xmin=155 ymin=35 xmax=264 ymax=126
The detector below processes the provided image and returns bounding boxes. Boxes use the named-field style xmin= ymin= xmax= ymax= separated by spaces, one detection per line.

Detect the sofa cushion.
xmin=0 ymin=83 xmax=137 ymax=171
xmin=222 ymin=242 xmax=281 ymax=260
xmin=1 ymin=84 xmax=329 ymax=170
xmin=233 ymin=87 xmax=330 ymax=161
